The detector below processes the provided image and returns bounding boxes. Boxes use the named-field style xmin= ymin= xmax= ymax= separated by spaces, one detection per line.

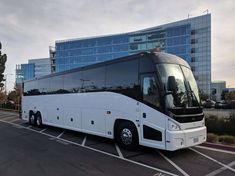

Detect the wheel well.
xmin=36 ymin=111 xmax=41 ymax=116
xmin=29 ymin=110 xmax=34 ymax=117
xmin=29 ymin=110 xmax=41 ymax=117
xmin=114 ymin=119 xmax=138 ymax=139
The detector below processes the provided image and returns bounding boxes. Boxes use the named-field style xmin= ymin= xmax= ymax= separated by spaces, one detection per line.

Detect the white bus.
xmin=21 ymin=52 xmax=206 ymax=151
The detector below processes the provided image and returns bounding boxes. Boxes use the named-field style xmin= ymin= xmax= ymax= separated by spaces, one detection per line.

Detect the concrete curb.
xmin=201 ymin=142 xmax=235 ymax=152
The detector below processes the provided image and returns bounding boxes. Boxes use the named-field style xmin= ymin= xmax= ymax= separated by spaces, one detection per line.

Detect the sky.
xmin=0 ymin=0 xmax=235 ymax=91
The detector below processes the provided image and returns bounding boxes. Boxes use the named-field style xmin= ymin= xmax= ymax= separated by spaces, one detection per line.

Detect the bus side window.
xmin=142 ymin=76 xmax=160 ymax=108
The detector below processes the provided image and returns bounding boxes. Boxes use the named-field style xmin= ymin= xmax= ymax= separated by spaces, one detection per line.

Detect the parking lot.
xmin=0 ymin=110 xmax=234 ymax=176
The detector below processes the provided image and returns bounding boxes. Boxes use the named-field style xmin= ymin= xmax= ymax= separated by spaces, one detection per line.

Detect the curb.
xmin=201 ymin=142 xmax=235 ymax=152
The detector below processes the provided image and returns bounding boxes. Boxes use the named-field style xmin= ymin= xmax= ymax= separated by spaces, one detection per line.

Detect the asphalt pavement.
xmin=0 ymin=110 xmax=234 ymax=176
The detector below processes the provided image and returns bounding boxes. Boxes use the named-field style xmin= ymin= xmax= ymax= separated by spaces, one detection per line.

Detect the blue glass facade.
xmin=55 ymin=34 xmax=129 ymax=72
xmin=15 ymin=63 xmax=35 ymax=84
xmin=55 ymin=14 xmax=211 ymax=95
xmin=15 ymin=57 xmax=52 ymax=84
xmin=56 ymin=25 xmax=191 ymax=72
xmin=166 ymin=25 xmax=191 ymax=63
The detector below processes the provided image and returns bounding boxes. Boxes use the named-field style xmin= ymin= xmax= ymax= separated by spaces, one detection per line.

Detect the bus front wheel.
xmin=116 ymin=122 xmax=138 ymax=150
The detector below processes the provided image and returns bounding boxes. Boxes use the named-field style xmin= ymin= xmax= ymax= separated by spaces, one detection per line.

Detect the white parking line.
xmin=26 ymin=125 xmax=32 ymax=129
xmin=56 ymin=130 xmax=65 ymax=138
xmin=195 ymin=145 xmax=235 ymax=155
xmin=159 ymin=151 xmax=189 ymax=176
xmin=190 ymin=148 xmax=235 ymax=173
xmin=206 ymin=161 xmax=235 ymax=176
xmin=82 ymin=135 xmax=87 ymax=146
xmin=0 ymin=119 xmax=177 ymax=176
xmin=0 ymin=116 xmax=15 ymax=121
xmin=39 ymin=128 xmax=47 ymax=133
xmin=115 ymin=143 xmax=124 ymax=158
xmin=19 ymin=122 xmax=27 ymax=125
xmin=9 ymin=118 xmax=21 ymax=123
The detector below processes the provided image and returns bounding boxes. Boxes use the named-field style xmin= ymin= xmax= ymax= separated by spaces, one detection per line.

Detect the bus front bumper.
xmin=165 ymin=126 xmax=207 ymax=151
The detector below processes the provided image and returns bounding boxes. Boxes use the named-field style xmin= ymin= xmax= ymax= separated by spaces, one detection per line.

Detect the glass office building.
xmin=55 ymin=14 xmax=211 ymax=95
xmin=16 ymin=63 xmax=35 ymax=84
xmin=16 ymin=58 xmax=51 ymax=84
xmin=211 ymin=81 xmax=226 ymax=101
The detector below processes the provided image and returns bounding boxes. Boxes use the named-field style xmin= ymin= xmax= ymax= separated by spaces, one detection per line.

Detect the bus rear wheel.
xmin=29 ymin=113 xmax=36 ymax=126
xmin=35 ymin=113 xmax=42 ymax=127
xmin=116 ymin=122 xmax=138 ymax=150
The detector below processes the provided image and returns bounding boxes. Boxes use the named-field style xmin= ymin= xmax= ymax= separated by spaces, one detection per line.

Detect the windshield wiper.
xmin=186 ymin=81 xmax=200 ymax=108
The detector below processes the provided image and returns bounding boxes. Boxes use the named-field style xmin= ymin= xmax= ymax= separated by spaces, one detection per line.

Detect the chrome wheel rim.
xmin=121 ymin=128 xmax=132 ymax=145
xmin=30 ymin=115 xmax=35 ymax=124
xmin=36 ymin=117 xmax=41 ymax=126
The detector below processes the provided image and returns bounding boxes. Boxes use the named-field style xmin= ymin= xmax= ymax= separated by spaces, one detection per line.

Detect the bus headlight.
xmin=168 ymin=120 xmax=181 ymax=131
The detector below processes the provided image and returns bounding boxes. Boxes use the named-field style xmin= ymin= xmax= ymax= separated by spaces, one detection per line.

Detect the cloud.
xmin=0 ymin=0 xmax=235 ymax=90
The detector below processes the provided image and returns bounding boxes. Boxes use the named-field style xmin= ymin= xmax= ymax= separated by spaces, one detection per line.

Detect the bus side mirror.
xmin=167 ymin=76 xmax=177 ymax=92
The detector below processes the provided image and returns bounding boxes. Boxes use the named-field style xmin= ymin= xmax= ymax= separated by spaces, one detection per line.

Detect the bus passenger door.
xmin=140 ymin=74 xmax=166 ymax=149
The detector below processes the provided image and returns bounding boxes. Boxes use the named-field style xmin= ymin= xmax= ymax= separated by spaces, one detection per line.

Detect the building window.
xmin=191 ymin=57 xmax=196 ymax=62
xmin=191 ymin=39 xmax=198 ymax=44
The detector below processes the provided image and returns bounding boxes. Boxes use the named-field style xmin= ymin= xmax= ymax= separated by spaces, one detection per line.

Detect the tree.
xmin=199 ymin=90 xmax=209 ymax=101
xmin=7 ymin=85 xmax=22 ymax=110
xmin=225 ymin=92 xmax=235 ymax=101
xmin=0 ymin=42 xmax=7 ymax=87
xmin=0 ymin=88 xmax=7 ymax=104
xmin=221 ymin=89 xmax=228 ymax=100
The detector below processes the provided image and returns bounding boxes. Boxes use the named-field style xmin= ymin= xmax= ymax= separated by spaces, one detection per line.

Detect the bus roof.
xmin=24 ymin=52 xmax=190 ymax=83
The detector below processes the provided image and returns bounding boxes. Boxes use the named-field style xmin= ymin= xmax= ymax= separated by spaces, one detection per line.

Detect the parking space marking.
xmin=19 ymin=122 xmax=28 ymax=125
xmin=26 ymin=125 xmax=32 ymax=129
xmin=0 ymin=119 xmax=177 ymax=176
xmin=9 ymin=118 xmax=21 ymax=123
xmin=56 ymin=130 xmax=65 ymax=138
xmin=190 ymin=148 xmax=235 ymax=173
xmin=206 ymin=161 xmax=235 ymax=176
xmin=39 ymin=128 xmax=47 ymax=133
xmin=159 ymin=151 xmax=189 ymax=176
xmin=0 ymin=116 xmax=16 ymax=121
xmin=115 ymin=143 xmax=124 ymax=158
xmin=195 ymin=145 xmax=235 ymax=155
xmin=82 ymin=135 xmax=87 ymax=146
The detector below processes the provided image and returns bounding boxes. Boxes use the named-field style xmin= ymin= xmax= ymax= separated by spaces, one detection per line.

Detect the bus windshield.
xmin=156 ymin=64 xmax=200 ymax=108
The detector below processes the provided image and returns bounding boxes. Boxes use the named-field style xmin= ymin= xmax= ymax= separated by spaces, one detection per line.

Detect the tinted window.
xmin=49 ymin=76 xmax=64 ymax=94
xmin=106 ymin=59 xmax=140 ymax=100
xmin=24 ymin=81 xmax=39 ymax=96
xmin=64 ymin=72 xmax=82 ymax=93
xmin=142 ymin=75 xmax=160 ymax=108
xmin=82 ymin=67 xmax=105 ymax=92
xmin=139 ymin=57 xmax=156 ymax=73
xmin=38 ymin=78 xmax=50 ymax=95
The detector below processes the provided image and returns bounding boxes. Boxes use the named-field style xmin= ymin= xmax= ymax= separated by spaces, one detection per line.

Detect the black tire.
xmin=116 ymin=122 xmax=139 ymax=150
xmin=35 ymin=113 xmax=43 ymax=127
xmin=29 ymin=113 xmax=36 ymax=126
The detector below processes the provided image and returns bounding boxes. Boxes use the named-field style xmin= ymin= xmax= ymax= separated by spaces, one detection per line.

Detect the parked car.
xmin=215 ymin=100 xmax=235 ymax=109
xmin=202 ymin=99 xmax=216 ymax=108
xmin=215 ymin=100 xmax=227 ymax=109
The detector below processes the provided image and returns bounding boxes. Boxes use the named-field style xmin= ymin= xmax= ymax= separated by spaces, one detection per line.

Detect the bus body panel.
xmin=166 ymin=126 xmax=206 ymax=151
xmin=22 ymin=92 xmax=170 ymax=149
xmin=139 ymin=103 xmax=167 ymax=149
xmin=22 ymin=92 xmax=140 ymax=136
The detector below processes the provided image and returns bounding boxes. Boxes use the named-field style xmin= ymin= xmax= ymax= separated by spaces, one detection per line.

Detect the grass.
xmin=207 ymin=133 xmax=235 ymax=146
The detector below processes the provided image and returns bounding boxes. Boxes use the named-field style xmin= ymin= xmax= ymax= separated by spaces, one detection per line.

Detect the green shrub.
xmin=218 ymin=135 xmax=235 ymax=145
xmin=205 ymin=114 xmax=235 ymax=136
xmin=207 ymin=133 xmax=218 ymax=143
